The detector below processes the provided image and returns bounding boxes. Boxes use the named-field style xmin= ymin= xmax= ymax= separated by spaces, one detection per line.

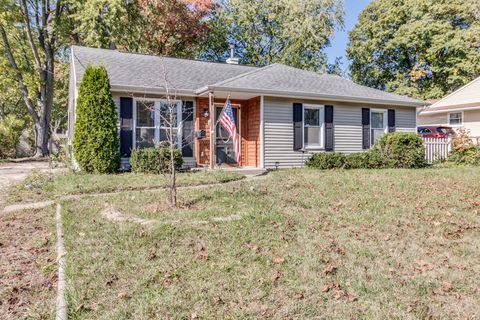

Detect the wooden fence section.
xmin=423 ymin=137 xmax=451 ymax=163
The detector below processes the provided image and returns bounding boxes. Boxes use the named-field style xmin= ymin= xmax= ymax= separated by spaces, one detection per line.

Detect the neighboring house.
xmin=418 ymin=76 xmax=480 ymax=137
xmin=68 ymin=46 xmax=423 ymax=170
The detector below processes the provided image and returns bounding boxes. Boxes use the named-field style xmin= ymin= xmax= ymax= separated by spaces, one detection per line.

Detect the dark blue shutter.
xmin=120 ymin=97 xmax=133 ymax=157
xmin=182 ymin=101 xmax=194 ymax=157
xmin=388 ymin=109 xmax=395 ymax=132
xmin=362 ymin=108 xmax=370 ymax=149
xmin=324 ymin=105 xmax=334 ymax=151
xmin=293 ymin=103 xmax=303 ymax=150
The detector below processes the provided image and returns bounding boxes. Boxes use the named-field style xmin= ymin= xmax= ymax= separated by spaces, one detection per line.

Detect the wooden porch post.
xmin=209 ymin=91 xmax=215 ymax=169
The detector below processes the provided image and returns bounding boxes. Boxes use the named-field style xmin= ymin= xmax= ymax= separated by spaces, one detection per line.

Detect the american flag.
xmin=219 ymin=99 xmax=240 ymax=163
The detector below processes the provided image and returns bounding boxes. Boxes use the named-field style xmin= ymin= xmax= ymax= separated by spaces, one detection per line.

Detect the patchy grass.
xmin=7 ymin=170 xmax=244 ymax=204
xmin=62 ymin=168 xmax=480 ymax=319
xmin=0 ymin=206 xmax=56 ymax=319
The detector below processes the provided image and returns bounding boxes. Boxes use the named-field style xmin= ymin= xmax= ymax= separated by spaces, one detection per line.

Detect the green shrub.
xmin=73 ymin=65 xmax=120 ymax=173
xmin=306 ymin=152 xmax=346 ymax=169
xmin=375 ymin=132 xmax=427 ymax=168
xmin=0 ymin=115 xmax=25 ymax=159
xmin=130 ymin=147 xmax=183 ymax=174
xmin=344 ymin=150 xmax=386 ymax=169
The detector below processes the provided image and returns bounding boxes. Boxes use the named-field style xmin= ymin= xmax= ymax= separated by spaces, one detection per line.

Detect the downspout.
xmin=209 ymin=91 xmax=215 ymax=169
xmin=260 ymin=95 xmax=265 ymax=169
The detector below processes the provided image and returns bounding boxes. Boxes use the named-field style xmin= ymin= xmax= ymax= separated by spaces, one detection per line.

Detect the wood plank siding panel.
xmin=263 ymin=97 xmax=417 ymax=168
xmin=195 ymin=97 xmax=260 ymax=167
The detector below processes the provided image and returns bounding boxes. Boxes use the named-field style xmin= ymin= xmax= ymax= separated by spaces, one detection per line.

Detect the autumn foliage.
xmin=136 ymin=0 xmax=215 ymax=56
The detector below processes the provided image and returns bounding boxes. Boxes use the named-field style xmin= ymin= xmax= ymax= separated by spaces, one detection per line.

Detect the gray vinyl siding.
xmin=263 ymin=97 xmax=417 ymax=169
xmin=395 ymin=106 xmax=417 ymax=132
xmin=334 ymin=106 xmax=363 ymax=153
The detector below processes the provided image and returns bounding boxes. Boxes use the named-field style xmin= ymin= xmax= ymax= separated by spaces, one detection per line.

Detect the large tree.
xmin=68 ymin=0 xmax=215 ymax=57
xmin=202 ymin=0 xmax=344 ymax=72
xmin=347 ymin=0 xmax=480 ymax=100
xmin=0 ymin=0 xmax=66 ymax=156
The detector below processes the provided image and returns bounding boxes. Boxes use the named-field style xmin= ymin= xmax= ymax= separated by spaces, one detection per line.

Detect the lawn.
xmin=6 ymin=170 xmax=243 ymax=204
xmin=0 ymin=205 xmax=56 ymax=319
xmin=61 ymin=167 xmax=480 ymax=319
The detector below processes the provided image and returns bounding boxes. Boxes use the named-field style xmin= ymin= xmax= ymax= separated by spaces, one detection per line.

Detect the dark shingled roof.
xmin=204 ymin=64 xmax=423 ymax=105
xmin=72 ymin=46 xmax=257 ymax=92
xmin=72 ymin=46 xmax=424 ymax=106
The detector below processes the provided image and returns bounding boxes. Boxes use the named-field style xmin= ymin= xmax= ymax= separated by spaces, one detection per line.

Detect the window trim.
xmin=132 ymin=97 xmax=183 ymax=150
xmin=370 ymin=108 xmax=388 ymax=146
xmin=448 ymin=111 xmax=463 ymax=126
xmin=302 ymin=104 xmax=325 ymax=150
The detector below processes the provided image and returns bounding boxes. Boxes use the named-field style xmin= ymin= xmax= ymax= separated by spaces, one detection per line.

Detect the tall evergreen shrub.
xmin=73 ymin=65 xmax=119 ymax=173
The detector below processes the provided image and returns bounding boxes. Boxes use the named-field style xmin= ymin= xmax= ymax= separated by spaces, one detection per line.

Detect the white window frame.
xmin=370 ymin=108 xmax=388 ymax=146
xmin=133 ymin=97 xmax=182 ymax=149
xmin=303 ymin=104 xmax=325 ymax=149
xmin=448 ymin=111 xmax=463 ymax=126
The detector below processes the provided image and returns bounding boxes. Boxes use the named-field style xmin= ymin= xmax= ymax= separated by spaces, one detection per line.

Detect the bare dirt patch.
xmin=0 ymin=207 xmax=56 ymax=319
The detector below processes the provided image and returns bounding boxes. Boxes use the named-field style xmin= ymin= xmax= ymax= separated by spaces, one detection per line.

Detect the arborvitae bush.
xmin=73 ymin=65 xmax=119 ymax=173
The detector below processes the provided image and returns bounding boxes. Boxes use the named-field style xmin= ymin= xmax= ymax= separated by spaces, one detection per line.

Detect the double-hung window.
xmin=448 ymin=112 xmax=463 ymax=126
xmin=135 ymin=99 xmax=182 ymax=149
xmin=370 ymin=109 xmax=387 ymax=145
xmin=303 ymin=105 xmax=324 ymax=149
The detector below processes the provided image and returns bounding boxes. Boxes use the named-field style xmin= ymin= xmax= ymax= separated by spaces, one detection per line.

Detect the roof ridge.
xmin=429 ymin=75 xmax=480 ymax=109
xmin=71 ymin=45 xmax=259 ymax=69
xmin=205 ymin=63 xmax=277 ymax=87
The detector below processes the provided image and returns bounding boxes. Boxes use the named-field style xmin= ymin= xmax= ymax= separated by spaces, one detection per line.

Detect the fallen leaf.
xmin=272 ymin=271 xmax=283 ymax=284
xmin=293 ymin=292 xmax=304 ymax=300
xmin=441 ymin=282 xmax=452 ymax=293
xmin=106 ymin=274 xmax=119 ymax=286
xmin=347 ymin=292 xmax=357 ymax=302
xmin=323 ymin=265 xmax=337 ymax=275
xmin=321 ymin=285 xmax=330 ymax=292
xmin=272 ymin=252 xmax=285 ymax=264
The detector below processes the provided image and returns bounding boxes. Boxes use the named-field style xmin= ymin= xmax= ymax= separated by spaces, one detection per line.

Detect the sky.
xmin=324 ymin=0 xmax=372 ymax=72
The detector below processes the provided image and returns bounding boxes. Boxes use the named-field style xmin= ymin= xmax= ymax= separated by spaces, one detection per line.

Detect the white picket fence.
xmin=423 ymin=137 xmax=451 ymax=163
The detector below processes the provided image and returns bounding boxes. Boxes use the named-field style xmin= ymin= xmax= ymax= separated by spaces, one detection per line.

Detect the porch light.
xmin=203 ymin=108 xmax=209 ymax=118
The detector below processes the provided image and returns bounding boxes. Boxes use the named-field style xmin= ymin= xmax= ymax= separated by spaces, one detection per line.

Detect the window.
xmin=134 ymin=99 xmax=182 ymax=149
xmin=303 ymin=105 xmax=324 ymax=148
xmin=371 ymin=109 xmax=387 ymax=145
xmin=448 ymin=112 xmax=463 ymax=126
xmin=136 ymin=100 xmax=156 ymax=148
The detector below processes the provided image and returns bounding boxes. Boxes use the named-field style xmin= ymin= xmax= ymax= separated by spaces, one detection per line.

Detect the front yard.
xmin=56 ymin=167 xmax=479 ymax=319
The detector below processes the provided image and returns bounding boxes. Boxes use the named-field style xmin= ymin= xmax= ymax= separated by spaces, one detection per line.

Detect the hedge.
xmin=130 ymin=147 xmax=183 ymax=174
xmin=306 ymin=132 xmax=426 ymax=169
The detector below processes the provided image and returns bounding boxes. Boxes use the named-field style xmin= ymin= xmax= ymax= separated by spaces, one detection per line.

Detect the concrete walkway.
xmin=0 ymin=161 xmax=55 ymax=207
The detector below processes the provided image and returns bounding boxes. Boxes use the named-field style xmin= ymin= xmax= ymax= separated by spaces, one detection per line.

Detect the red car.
xmin=417 ymin=126 xmax=455 ymax=138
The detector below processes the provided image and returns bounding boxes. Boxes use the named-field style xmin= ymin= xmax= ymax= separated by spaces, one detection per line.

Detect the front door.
xmin=215 ymin=105 xmax=239 ymax=165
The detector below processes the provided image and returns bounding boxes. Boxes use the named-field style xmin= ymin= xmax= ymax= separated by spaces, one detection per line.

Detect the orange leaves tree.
xmin=70 ymin=0 xmax=215 ymax=58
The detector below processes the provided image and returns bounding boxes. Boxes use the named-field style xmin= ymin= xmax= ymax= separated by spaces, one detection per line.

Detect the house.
xmin=68 ymin=46 xmax=424 ymax=170
xmin=418 ymin=76 xmax=480 ymax=138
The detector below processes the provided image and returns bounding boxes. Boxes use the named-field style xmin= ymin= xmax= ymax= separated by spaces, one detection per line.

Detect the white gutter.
xmin=196 ymin=86 xmax=425 ymax=107
xmin=110 ymin=84 xmax=197 ymax=97
xmin=420 ymin=105 xmax=480 ymax=115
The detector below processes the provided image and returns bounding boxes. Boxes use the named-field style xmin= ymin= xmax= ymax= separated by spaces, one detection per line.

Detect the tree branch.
xmin=20 ymin=0 xmax=43 ymax=71
xmin=0 ymin=25 xmax=39 ymax=124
